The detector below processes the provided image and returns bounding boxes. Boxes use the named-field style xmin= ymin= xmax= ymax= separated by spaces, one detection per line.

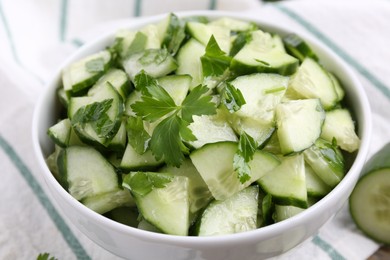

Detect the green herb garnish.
xmin=123 ymin=171 xmax=173 ymax=196
xmin=126 ymin=116 xmax=151 ymax=154
xmin=233 ymin=132 xmax=257 ymax=183
xmin=201 ymin=35 xmax=232 ymax=77
xmin=131 ymin=71 xmax=216 ymax=166
xmin=221 ymin=82 xmax=246 ymax=112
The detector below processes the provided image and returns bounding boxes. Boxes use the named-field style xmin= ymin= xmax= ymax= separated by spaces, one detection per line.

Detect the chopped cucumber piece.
xmin=196 ymin=186 xmax=259 ymax=236
xmin=287 ymin=57 xmax=338 ymax=109
xmin=190 ymin=142 xmax=280 ymax=200
xmin=122 ymin=48 xmax=177 ymax=81
xmin=47 ymin=118 xmax=72 ymax=148
xmin=209 ymin=17 xmax=256 ymax=32
xmin=282 ymin=34 xmax=319 ymax=62
xmin=82 ymin=189 xmax=135 ymax=214
xmin=257 ymin=154 xmax=307 ymax=208
xmin=303 ymin=139 xmax=345 ymax=188
xmin=160 ymin=158 xmax=213 ymax=215
xmin=62 ymin=50 xmax=111 ymax=94
xmin=157 ymin=74 xmax=191 ymax=106
xmin=57 ymin=146 xmax=119 ymax=200
xmin=88 ymin=68 xmax=132 ymax=99
xmin=68 ymin=82 xmax=124 ymax=147
xmin=305 ymin=163 xmax=331 ymax=197
xmin=276 ymin=99 xmax=325 ymax=154
xmin=176 ymin=38 xmax=205 ymax=89
xmin=120 ymin=143 xmax=163 ymax=170
xmin=123 ymin=172 xmax=190 ymax=236
xmin=231 ymin=30 xmax=299 ymax=76
xmin=321 ymin=108 xmax=360 ymax=153
xmin=187 ymin=21 xmax=231 ymax=54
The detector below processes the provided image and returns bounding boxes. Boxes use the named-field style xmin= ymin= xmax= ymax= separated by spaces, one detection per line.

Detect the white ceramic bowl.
xmin=32 ymin=11 xmax=372 ymax=260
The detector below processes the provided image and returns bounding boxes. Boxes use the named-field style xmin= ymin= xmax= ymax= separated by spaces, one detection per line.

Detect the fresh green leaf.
xmin=200 ymin=35 xmax=232 ymax=77
xmin=123 ymin=171 xmax=173 ymax=196
xmin=222 ymin=82 xmax=246 ymax=112
xmin=107 ymin=37 xmax=123 ymax=66
xmin=162 ymin=13 xmax=186 ymax=55
xmin=150 ymin=115 xmax=190 ymax=167
xmin=85 ymin=57 xmax=105 ymax=73
xmin=71 ymin=98 xmax=116 ymax=139
xmin=126 ymin=116 xmax=151 ymax=154
xmin=133 ymin=70 xmax=158 ymax=92
xmin=131 ymin=94 xmax=177 ymax=122
xmin=316 ymin=139 xmax=345 ymax=174
xmin=37 ymin=253 xmax=58 ymax=260
xmin=126 ymin=31 xmax=147 ymax=57
xmin=233 ymin=132 xmax=257 ymax=184
xmin=180 ymin=85 xmax=216 ymax=123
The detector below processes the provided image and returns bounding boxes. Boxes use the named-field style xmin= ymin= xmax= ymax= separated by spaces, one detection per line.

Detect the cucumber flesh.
xmin=257 ymin=154 xmax=307 ymax=208
xmin=120 ymin=143 xmax=163 ymax=170
xmin=276 ymin=99 xmax=325 ymax=154
xmin=123 ymin=172 xmax=190 ymax=236
xmin=82 ymin=189 xmax=135 ymax=214
xmin=47 ymin=119 xmax=72 ymax=148
xmin=57 ymin=146 xmax=119 ymax=201
xmin=349 ymin=168 xmax=390 ymax=244
xmin=190 ymin=142 xmax=280 ymax=201
xmin=197 ymin=185 xmax=259 ymax=236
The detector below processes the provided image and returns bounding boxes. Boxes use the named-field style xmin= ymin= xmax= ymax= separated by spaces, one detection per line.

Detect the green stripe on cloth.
xmin=0 ymin=135 xmax=91 ymax=260
xmin=209 ymin=0 xmax=217 ymax=10
xmin=273 ymin=4 xmax=390 ymax=100
xmin=60 ymin=0 xmax=68 ymax=41
xmin=134 ymin=0 xmax=142 ymax=17
xmin=312 ymin=235 xmax=346 ymax=260
xmin=0 ymin=1 xmax=20 ymax=64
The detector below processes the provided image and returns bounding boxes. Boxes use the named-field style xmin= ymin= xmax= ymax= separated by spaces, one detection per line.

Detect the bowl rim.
xmin=32 ymin=10 xmax=372 ymax=247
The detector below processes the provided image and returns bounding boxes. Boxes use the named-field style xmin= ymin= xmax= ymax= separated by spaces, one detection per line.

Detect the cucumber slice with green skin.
xmin=106 ymin=120 xmax=127 ymax=152
xmin=47 ymin=118 xmax=72 ymax=148
xmin=186 ymin=21 xmax=231 ymax=54
xmin=349 ymin=168 xmax=390 ymax=244
xmin=120 ymin=143 xmax=163 ymax=170
xmin=257 ymin=154 xmax=308 ymax=208
xmin=282 ymin=34 xmax=319 ymax=62
xmin=303 ymin=138 xmax=345 ymax=188
xmin=57 ymin=146 xmax=120 ymax=201
xmin=122 ymin=48 xmax=177 ymax=81
xmin=276 ymin=99 xmax=325 ymax=155
xmin=196 ymin=185 xmax=259 ymax=236
xmin=156 ymin=13 xmax=186 ymax=55
xmin=62 ymin=50 xmax=111 ymax=94
xmin=57 ymin=88 xmax=69 ymax=108
xmin=82 ymin=189 xmax=135 ymax=214
xmin=68 ymin=82 xmax=124 ymax=147
xmin=305 ymin=163 xmax=331 ymax=197
xmin=190 ymin=142 xmax=280 ymax=201
xmin=123 ymin=172 xmax=190 ymax=236
xmin=176 ymin=38 xmax=205 ymax=89
xmin=160 ymin=158 xmax=213 ymax=215
xmin=320 ymin=108 xmax=360 ymax=153
xmin=274 ymin=197 xmax=317 ymax=222
xmin=287 ymin=57 xmax=338 ymax=110
xmin=88 ymin=68 xmax=132 ymax=100
xmin=231 ymin=30 xmax=299 ymax=76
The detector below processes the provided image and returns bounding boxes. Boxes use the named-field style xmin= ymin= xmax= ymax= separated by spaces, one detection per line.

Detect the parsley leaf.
xmin=126 ymin=116 xmax=151 ymax=154
xmin=36 ymin=253 xmax=58 ymax=260
xmin=71 ymin=99 xmax=116 ymax=139
xmin=123 ymin=171 xmax=173 ymax=196
xmin=180 ymin=85 xmax=216 ymax=123
xmin=233 ymin=132 xmax=257 ymax=183
xmin=132 ymin=71 xmax=217 ymax=166
xmin=221 ymin=82 xmax=246 ymax=112
xmin=201 ymin=35 xmax=232 ymax=77
xmin=150 ymin=115 xmax=190 ymax=167
xmin=85 ymin=57 xmax=105 ymax=73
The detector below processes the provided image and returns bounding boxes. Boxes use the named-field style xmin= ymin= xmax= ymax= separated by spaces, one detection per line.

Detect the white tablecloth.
xmin=1 ymin=0 xmax=389 ymax=259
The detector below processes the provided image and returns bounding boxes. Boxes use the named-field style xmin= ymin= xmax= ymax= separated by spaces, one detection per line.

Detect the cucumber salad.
xmin=46 ymin=14 xmax=361 ymax=236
